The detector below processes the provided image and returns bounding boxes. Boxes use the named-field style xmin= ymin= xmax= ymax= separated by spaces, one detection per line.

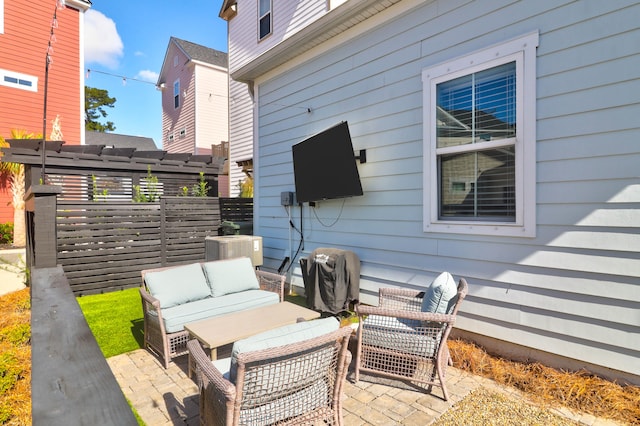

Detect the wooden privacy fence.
xmin=57 ymin=197 xmax=221 ymax=295
xmin=219 ymin=197 xmax=253 ymax=222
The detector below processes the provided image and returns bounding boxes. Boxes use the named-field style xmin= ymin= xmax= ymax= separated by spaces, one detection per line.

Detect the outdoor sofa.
xmin=140 ymin=256 xmax=285 ymax=368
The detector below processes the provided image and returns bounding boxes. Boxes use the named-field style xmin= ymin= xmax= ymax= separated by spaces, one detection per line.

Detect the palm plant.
xmin=0 ymin=116 xmax=63 ymax=247
xmin=0 ymin=129 xmax=40 ymax=247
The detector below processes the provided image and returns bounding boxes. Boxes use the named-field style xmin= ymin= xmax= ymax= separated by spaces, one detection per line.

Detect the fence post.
xmin=24 ymin=184 xmax=62 ymax=269
xmin=160 ymin=197 xmax=167 ymax=265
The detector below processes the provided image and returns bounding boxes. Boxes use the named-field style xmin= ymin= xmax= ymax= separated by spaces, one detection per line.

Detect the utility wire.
xmin=86 ymin=68 xmax=157 ymax=86
xmin=86 ymin=68 xmax=228 ymax=100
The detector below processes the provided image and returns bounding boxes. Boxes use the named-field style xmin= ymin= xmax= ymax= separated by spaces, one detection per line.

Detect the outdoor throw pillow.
xmin=421 ymin=271 xmax=457 ymax=315
xmin=144 ymin=263 xmax=211 ymax=308
xmin=202 ymin=257 xmax=260 ymax=297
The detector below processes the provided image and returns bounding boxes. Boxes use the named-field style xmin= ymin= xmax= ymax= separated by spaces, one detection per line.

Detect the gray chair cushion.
xmin=362 ymin=314 xmax=438 ymax=357
xmin=161 ymin=289 xmax=279 ymax=333
xmin=229 ymin=317 xmax=339 ymax=383
xmin=239 ymin=380 xmax=328 ymax=424
xmin=212 ymin=358 xmax=231 ymax=381
xmin=211 ymin=353 xmax=330 ymax=424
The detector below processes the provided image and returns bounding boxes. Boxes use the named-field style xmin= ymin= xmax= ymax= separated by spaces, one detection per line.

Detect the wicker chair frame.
xmin=354 ymin=278 xmax=468 ymax=401
xmin=140 ymin=263 xmax=285 ymax=369
xmin=187 ymin=326 xmax=353 ymax=426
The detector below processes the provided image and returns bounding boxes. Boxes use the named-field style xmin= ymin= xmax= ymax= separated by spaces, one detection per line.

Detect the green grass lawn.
xmin=75 ymin=288 xmax=146 ymax=425
xmin=76 ymin=287 xmax=144 ymax=358
xmin=77 ymin=287 xmax=307 ymax=359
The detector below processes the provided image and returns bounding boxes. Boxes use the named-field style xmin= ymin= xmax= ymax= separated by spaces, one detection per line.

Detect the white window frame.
xmin=422 ymin=31 xmax=538 ymax=238
xmin=258 ymin=0 xmax=272 ymax=41
xmin=173 ymin=79 xmax=180 ymax=109
xmin=179 ymin=128 xmax=186 ymax=138
xmin=0 ymin=68 xmax=38 ymax=92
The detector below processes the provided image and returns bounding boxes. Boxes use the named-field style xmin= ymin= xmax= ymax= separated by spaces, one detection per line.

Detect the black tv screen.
xmin=292 ymin=121 xmax=363 ymax=204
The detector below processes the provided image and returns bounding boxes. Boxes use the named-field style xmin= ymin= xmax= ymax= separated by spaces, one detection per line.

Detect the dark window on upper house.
xmin=258 ymin=0 xmax=272 ymax=40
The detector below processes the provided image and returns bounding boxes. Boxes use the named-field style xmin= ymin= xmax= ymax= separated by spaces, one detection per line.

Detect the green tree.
xmin=238 ymin=176 xmax=253 ymax=198
xmin=85 ymin=86 xmax=116 ymax=132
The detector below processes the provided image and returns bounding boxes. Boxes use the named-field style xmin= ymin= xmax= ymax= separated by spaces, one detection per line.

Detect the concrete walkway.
xmin=107 ymin=345 xmax=621 ymax=426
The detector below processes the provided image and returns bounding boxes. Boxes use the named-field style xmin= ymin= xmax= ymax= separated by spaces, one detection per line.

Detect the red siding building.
xmin=0 ymin=0 xmax=90 ymax=222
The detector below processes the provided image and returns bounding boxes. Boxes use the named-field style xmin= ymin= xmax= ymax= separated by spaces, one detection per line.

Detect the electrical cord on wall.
xmin=283 ymin=205 xmax=304 ymax=274
xmin=312 ymin=198 xmax=346 ymax=227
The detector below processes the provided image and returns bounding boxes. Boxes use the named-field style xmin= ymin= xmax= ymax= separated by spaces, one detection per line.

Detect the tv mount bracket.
xmin=355 ymin=149 xmax=367 ymax=164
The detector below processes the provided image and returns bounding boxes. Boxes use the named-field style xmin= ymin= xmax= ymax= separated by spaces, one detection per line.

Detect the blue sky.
xmin=84 ymin=1 xmax=227 ymax=148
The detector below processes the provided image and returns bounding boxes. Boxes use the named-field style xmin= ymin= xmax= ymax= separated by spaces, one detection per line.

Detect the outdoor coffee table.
xmin=184 ymin=301 xmax=320 ymax=376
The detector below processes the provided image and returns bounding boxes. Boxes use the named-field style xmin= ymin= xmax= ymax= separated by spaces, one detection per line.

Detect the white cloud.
xmin=137 ymin=70 xmax=159 ymax=82
xmin=84 ymin=10 xmax=123 ymax=69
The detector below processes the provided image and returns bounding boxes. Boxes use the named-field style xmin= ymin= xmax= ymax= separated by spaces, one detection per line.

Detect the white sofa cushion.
xmin=145 ymin=263 xmax=211 ymax=308
xmin=202 ymin=257 xmax=260 ymax=297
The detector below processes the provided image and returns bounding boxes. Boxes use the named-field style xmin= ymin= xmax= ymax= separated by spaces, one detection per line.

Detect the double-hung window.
xmin=258 ymin=0 xmax=272 ymax=41
xmin=422 ymin=32 xmax=538 ymax=237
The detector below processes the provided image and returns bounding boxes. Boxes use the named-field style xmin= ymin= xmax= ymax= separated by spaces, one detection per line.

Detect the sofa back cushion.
xmin=229 ymin=317 xmax=340 ymax=383
xmin=421 ymin=271 xmax=458 ymax=314
xmin=202 ymin=257 xmax=260 ymax=297
xmin=144 ymin=263 xmax=211 ymax=308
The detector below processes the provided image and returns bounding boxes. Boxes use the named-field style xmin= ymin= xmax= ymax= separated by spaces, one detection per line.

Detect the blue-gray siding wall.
xmin=252 ymin=0 xmax=640 ymax=377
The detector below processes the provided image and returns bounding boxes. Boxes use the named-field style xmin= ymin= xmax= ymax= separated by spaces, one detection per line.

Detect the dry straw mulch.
xmin=433 ymin=386 xmax=581 ymax=426
xmin=448 ymin=339 xmax=640 ymax=425
xmin=0 ymin=288 xmax=30 ymax=425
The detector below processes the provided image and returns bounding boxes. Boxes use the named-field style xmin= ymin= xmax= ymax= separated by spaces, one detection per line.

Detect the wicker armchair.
xmin=187 ymin=326 xmax=353 ymax=426
xmin=354 ymin=278 xmax=468 ymax=401
xmin=140 ymin=264 xmax=285 ymax=369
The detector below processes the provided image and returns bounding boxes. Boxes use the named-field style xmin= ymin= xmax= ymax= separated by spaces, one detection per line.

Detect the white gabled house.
xmin=219 ymin=0 xmax=640 ymax=384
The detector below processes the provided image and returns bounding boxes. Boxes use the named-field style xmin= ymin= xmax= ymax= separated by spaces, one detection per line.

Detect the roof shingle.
xmin=171 ymin=37 xmax=228 ymax=68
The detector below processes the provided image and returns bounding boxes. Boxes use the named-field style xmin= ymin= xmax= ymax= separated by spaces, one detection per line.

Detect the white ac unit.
xmin=205 ymin=235 xmax=263 ymax=267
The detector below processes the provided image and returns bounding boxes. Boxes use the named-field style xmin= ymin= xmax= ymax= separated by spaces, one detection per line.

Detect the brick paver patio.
xmin=107 ymin=342 xmax=621 ymax=425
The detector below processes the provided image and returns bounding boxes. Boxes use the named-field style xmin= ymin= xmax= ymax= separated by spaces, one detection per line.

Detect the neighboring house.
xmin=156 ymin=37 xmax=229 ymax=157
xmin=86 ymin=131 xmax=157 ymax=151
xmin=220 ymin=0 xmax=640 ymax=384
xmin=0 ymin=0 xmax=91 ymax=222
xmin=157 ymin=37 xmax=230 ymax=196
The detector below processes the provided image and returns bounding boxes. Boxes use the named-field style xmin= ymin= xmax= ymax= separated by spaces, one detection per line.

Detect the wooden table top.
xmin=184 ymin=301 xmax=321 ymax=350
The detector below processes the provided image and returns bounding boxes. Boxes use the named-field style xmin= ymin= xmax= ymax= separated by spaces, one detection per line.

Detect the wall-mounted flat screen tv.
xmin=292 ymin=121 xmax=363 ymax=204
